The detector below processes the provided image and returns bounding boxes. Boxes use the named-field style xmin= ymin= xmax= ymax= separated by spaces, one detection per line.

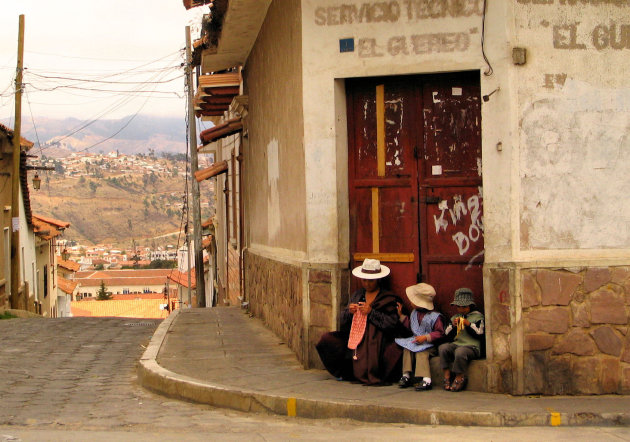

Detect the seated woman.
xmin=316 ymin=259 xmax=402 ymax=385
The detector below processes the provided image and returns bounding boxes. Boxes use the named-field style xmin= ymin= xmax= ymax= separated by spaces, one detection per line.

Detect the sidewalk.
xmin=137 ymin=307 xmax=630 ymax=427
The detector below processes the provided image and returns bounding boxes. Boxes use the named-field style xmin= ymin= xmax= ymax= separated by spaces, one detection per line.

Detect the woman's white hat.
xmin=352 ymin=259 xmax=390 ymax=279
xmin=405 ymin=283 xmax=436 ymax=310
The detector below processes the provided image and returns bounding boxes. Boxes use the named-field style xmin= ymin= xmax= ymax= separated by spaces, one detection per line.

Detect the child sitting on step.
xmin=395 ymin=283 xmax=445 ymax=391
xmin=438 ymin=287 xmax=485 ymax=392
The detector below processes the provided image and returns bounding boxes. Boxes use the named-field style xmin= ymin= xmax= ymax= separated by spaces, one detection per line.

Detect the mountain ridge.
xmin=1 ymin=114 xmax=190 ymax=157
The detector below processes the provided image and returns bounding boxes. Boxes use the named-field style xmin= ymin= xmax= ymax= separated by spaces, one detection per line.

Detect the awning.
xmin=199 ymin=117 xmax=242 ymax=146
xmin=194 ymin=160 xmax=228 ymax=182
xmin=194 ymin=72 xmax=241 ymax=118
xmin=198 ymin=0 xmax=272 ymax=74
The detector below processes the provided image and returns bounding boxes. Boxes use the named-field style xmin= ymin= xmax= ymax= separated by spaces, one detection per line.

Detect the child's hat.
xmin=451 ymin=287 xmax=475 ymax=307
xmin=405 ymin=283 xmax=436 ymax=310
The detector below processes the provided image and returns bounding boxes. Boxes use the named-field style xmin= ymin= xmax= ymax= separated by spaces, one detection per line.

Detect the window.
xmin=43 ymin=265 xmax=48 ymax=298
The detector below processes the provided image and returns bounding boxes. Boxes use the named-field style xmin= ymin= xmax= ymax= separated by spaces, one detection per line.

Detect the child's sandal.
xmin=450 ymin=376 xmax=467 ymax=392
xmin=443 ymin=377 xmax=451 ymax=391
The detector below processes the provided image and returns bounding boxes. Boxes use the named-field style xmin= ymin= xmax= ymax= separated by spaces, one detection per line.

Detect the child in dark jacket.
xmin=438 ymin=287 xmax=484 ymax=392
xmin=395 ymin=283 xmax=445 ymax=391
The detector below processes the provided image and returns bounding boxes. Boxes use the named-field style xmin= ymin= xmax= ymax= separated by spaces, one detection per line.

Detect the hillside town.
xmin=33 ymin=149 xmax=213 ymax=180
xmin=2 ymin=1 xmax=630 ymax=436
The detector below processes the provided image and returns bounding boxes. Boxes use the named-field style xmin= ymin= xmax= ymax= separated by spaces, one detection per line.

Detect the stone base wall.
xmin=227 ymin=247 xmax=241 ymax=306
xmin=485 ymin=264 xmax=630 ymax=395
xmin=522 ymin=266 xmax=630 ymax=395
xmin=485 ymin=267 xmax=514 ymax=394
xmin=305 ymin=266 xmax=350 ymax=368
xmin=307 ymin=269 xmax=332 ymax=369
xmin=244 ymin=250 xmax=304 ymax=363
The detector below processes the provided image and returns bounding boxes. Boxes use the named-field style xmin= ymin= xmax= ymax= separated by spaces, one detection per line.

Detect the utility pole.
xmin=10 ymin=15 xmax=24 ymax=309
xmin=185 ymin=25 xmax=205 ymax=306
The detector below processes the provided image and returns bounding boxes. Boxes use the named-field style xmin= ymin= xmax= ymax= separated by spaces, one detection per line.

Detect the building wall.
xmin=229 ymin=1 xmax=630 ymax=389
xmin=0 ymin=143 xmax=12 ymax=308
xmin=243 ymin=0 xmax=306 ymax=254
xmin=20 ymin=201 xmax=37 ymax=313
xmin=297 ymin=0 xmax=630 ymax=393
xmin=238 ymin=0 xmax=311 ymax=359
xmin=77 ymin=282 xmax=166 ymax=298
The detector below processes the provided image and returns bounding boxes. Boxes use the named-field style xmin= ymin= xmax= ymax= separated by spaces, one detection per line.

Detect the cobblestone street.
xmin=1 ymin=317 xmax=629 ymax=441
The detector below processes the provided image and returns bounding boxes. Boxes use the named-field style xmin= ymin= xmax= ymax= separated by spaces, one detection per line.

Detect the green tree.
xmin=88 ymin=180 xmax=100 ymax=194
xmin=96 ymin=280 xmax=111 ymax=300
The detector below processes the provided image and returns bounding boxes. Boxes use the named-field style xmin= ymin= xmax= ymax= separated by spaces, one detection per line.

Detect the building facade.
xmin=189 ymin=0 xmax=630 ymax=395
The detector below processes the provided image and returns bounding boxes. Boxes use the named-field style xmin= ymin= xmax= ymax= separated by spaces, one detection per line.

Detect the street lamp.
xmin=32 ymin=173 xmax=41 ymax=190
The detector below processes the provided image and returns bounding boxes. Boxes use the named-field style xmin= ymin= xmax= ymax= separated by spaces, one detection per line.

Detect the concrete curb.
xmin=137 ymin=311 xmax=630 ymax=427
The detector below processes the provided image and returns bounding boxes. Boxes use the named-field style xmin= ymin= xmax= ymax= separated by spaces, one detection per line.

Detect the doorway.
xmin=346 ymin=71 xmax=483 ymax=316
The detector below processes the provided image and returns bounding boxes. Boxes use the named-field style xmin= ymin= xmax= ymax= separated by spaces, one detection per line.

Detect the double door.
xmin=347 ymin=71 xmax=483 ymax=315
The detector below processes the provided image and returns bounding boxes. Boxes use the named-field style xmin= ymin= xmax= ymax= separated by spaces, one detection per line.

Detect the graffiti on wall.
xmin=433 ymin=192 xmax=484 ymax=264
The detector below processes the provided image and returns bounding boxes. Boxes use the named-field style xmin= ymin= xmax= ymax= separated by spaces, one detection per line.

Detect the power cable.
xmin=481 ymin=0 xmax=493 ymax=76
xmin=35 ymin=53 xmax=184 ymax=149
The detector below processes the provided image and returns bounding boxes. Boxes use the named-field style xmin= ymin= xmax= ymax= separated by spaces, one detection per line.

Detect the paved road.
xmin=1 ymin=317 xmax=629 ymax=441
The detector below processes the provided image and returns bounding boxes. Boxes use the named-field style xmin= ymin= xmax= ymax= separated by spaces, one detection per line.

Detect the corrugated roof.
xmin=0 ymin=123 xmax=34 ymax=150
xmin=199 ymin=117 xmax=242 ymax=145
xmin=194 ymin=160 xmax=228 ymax=182
xmin=32 ymin=213 xmax=70 ymax=240
xmin=58 ymin=258 xmax=81 ymax=272
xmin=168 ymin=268 xmax=196 ymax=289
xmin=70 ymin=299 xmax=169 ymax=319
xmin=194 ymin=72 xmax=240 ymax=117
xmin=32 ymin=214 xmax=70 ymax=229
xmin=58 ymin=277 xmax=78 ymax=295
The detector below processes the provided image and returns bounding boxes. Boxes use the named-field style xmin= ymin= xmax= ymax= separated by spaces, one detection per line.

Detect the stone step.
xmin=430 ymin=355 xmax=487 ymax=392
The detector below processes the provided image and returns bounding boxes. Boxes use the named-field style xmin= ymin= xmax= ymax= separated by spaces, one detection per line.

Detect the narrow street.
xmin=1 ymin=317 xmax=629 ymax=441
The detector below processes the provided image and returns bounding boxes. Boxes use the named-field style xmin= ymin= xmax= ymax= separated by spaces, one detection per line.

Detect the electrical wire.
xmin=24 ymin=90 xmax=44 ymax=157
xmin=34 ymin=51 xmax=185 ymax=149
xmin=26 ymin=71 xmax=184 ymax=86
xmin=481 ymin=0 xmax=493 ymax=76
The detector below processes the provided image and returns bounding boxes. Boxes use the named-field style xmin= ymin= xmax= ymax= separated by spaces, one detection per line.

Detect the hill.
xmin=1 ymin=114 xmax=195 ymax=158
xmin=29 ymin=159 xmax=215 ymax=248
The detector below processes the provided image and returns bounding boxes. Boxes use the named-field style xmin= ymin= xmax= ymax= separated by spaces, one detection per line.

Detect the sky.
xmin=0 ymin=1 xmax=204 ymax=123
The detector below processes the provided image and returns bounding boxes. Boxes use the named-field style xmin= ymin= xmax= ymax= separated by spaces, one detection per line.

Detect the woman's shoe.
xmin=450 ymin=376 xmax=467 ymax=392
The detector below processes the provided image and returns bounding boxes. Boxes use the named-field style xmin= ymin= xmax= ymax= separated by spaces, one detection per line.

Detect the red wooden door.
xmin=347 ymin=77 xmax=419 ymax=305
xmin=347 ymin=72 xmax=483 ymax=316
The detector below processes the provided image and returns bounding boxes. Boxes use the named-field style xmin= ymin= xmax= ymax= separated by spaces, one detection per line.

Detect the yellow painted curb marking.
xmin=287 ymin=397 xmax=297 ymax=417
xmin=547 ymin=407 xmax=561 ymax=426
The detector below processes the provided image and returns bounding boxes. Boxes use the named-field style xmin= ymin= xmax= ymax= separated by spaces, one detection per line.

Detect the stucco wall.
xmin=243 ymin=0 xmax=306 ymax=253
xmin=515 ymin=1 xmax=630 ymax=251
